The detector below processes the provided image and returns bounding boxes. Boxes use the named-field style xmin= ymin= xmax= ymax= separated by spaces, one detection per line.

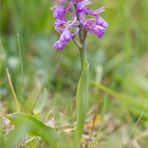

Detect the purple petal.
xmin=60 ymin=29 xmax=73 ymax=42
xmin=92 ymin=25 xmax=106 ymax=38
xmin=76 ymin=2 xmax=85 ymax=12
xmin=53 ymin=40 xmax=66 ymax=49
xmin=51 ymin=4 xmax=65 ymax=20
xmin=96 ymin=16 xmax=109 ymax=28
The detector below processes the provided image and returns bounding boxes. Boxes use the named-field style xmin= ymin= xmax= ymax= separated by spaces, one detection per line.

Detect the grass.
xmin=0 ymin=0 xmax=148 ymax=147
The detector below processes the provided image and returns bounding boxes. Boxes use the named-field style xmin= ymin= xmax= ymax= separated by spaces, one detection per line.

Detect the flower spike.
xmin=51 ymin=0 xmax=108 ymax=49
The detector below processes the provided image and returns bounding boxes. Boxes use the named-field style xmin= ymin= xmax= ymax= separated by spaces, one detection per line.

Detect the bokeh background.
xmin=1 ymin=0 xmax=148 ymax=147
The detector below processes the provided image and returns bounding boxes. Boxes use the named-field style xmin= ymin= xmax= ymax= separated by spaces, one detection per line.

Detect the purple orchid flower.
xmin=51 ymin=0 xmax=108 ymax=49
xmin=83 ymin=19 xmax=106 ymax=38
xmin=53 ymin=27 xmax=79 ymax=49
xmin=51 ymin=4 xmax=66 ymax=20
xmin=53 ymin=16 xmax=79 ymax=49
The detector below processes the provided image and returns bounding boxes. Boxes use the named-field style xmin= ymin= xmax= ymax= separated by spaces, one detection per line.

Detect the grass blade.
xmin=6 ymin=68 xmax=20 ymax=111
xmin=91 ymin=81 xmax=148 ymax=119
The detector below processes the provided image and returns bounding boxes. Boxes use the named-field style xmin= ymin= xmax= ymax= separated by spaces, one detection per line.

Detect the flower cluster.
xmin=51 ymin=0 xmax=108 ymax=49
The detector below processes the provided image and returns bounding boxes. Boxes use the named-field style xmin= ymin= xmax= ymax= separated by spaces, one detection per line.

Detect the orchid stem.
xmin=72 ymin=37 xmax=82 ymax=49
xmin=74 ymin=34 xmax=89 ymax=148
xmin=79 ymin=41 xmax=87 ymax=71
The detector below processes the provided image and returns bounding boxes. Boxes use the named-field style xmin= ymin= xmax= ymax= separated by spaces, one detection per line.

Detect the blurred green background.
xmin=1 ymin=0 xmax=148 ymax=147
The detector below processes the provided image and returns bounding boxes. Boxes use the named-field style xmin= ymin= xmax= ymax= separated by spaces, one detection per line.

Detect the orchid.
xmin=51 ymin=0 xmax=108 ymax=49
xmin=51 ymin=0 xmax=108 ymax=147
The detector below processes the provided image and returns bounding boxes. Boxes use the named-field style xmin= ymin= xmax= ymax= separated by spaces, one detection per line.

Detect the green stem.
xmin=74 ymin=38 xmax=89 ymax=147
xmin=79 ymin=41 xmax=87 ymax=71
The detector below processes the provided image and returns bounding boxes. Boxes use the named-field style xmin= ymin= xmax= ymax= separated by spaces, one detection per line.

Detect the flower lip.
xmin=53 ymin=40 xmax=66 ymax=49
xmin=60 ymin=29 xmax=73 ymax=42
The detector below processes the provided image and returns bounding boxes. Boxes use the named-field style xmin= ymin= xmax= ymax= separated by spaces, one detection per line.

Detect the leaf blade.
xmin=75 ymin=60 xmax=89 ymax=147
xmin=6 ymin=112 xmax=63 ymax=148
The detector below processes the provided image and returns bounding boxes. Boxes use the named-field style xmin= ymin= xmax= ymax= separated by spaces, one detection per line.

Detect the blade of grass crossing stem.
xmin=6 ymin=112 xmax=64 ymax=148
xmin=75 ymin=60 xmax=89 ymax=147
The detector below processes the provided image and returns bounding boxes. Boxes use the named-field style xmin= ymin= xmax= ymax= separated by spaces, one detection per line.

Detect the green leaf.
xmin=6 ymin=112 xmax=63 ymax=148
xmin=75 ymin=60 xmax=89 ymax=147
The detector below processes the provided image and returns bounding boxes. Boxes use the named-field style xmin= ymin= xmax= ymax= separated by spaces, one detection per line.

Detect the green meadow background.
xmin=1 ymin=0 xmax=148 ymax=147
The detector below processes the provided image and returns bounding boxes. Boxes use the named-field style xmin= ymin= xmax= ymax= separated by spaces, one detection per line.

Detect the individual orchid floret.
xmin=51 ymin=4 xmax=66 ymax=20
xmin=53 ymin=16 xmax=79 ymax=49
xmin=53 ymin=27 xmax=79 ymax=49
xmin=54 ymin=19 xmax=67 ymax=33
xmin=83 ymin=18 xmax=107 ymax=38
xmin=75 ymin=0 xmax=91 ymax=13
xmin=51 ymin=2 xmax=72 ymax=20
xmin=76 ymin=2 xmax=85 ymax=12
